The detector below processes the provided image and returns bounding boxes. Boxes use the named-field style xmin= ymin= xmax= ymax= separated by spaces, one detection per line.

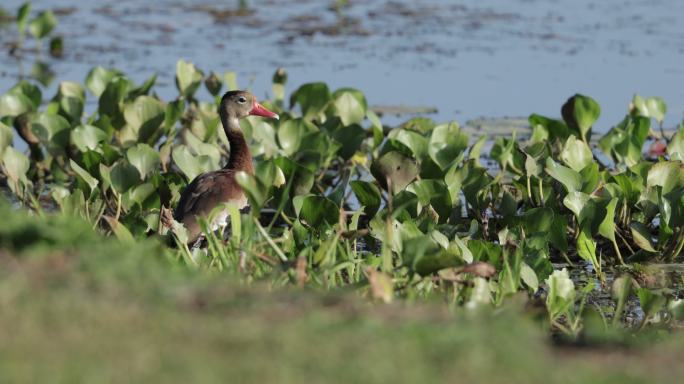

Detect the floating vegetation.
xmin=1 ymin=54 xmax=683 ymax=340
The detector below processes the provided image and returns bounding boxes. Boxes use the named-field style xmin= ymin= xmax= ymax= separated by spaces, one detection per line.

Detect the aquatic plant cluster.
xmin=1 ymin=4 xmax=684 ymax=341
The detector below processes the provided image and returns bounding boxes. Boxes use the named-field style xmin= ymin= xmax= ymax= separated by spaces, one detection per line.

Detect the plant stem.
xmin=612 ymin=238 xmax=626 ymax=265
xmin=668 ymin=229 xmax=684 ymax=262
xmin=114 ymin=192 xmax=122 ymax=222
xmin=254 ymin=217 xmax=288 ymax=262
xmin=382 ymin=177 xmax=394 ymax=273
xmin=615 ymin=229 xmax=635 ymax=254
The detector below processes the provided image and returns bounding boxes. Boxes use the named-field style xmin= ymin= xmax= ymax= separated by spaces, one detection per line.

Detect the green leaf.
xmin=452 ymin=236 xmax=473 ymax=263
xmin=98 ymin=76 xmax=131 ymax=118
xmin=0 ymin=121 xmax=13 ymax=158
xmin=524 ymin=153 xmax=541 ymax=180
xmin=520 ymin=262 xmax=539 ymax=292
xmin=550 ymin=214 xmax=569 ymax=253
xmin=406 ymin=179 xmax=452 ymax=221
xmin=428 ymin=122 xmax=469 ymax=170
xmin=636 ymin=288 xmax=666 ymax=321
xmin=122 ymin=96 xmax=165 ymax=144
xmin=71 ymin=124 xmax=108 ymax=152
xmin=350 ymin=180 xmax=382 ymax=218
xmin=164 ymin=99 xmax=184 ymax=131
xmin=332 ymin=88 xmax=367 ymax=126
xmin=545 ymin=157 xmax=581 ymax=193
xmin=403 ymin=235 xmax=466 ymax=276
xmin=631 ymin=95 xmax=667 ymax=125
xmin=182 ymin=129 xmax=220 ymax=166
xmin=325 ymin=176 xmax=349 ymax=210
xmin=598 ymin=116 xmax=650 ymax=167
xmin=371 ymin=151 xmax=419 ymax=194
xmin=458 ymin=161 xmax=494 ymax=212
xmin=103 ymin=216 xmax=135 ymax=243
xmin=85 ymin=67 xmax=122 ymax=97
xmin=57 ymin=81 xmax=85 ymax=123
xmin=0 ymin=93 xmax=34 ymax=117
xmin=561 ymin=94 xmax=600 ymax=142
xmin=56 ymin=81 xmax=85 ymax=102
xmin=560 ymin=135 xmax=593 ymax=172
xmin=69 ymin=159 xmax=99 ymax=194
xmin=576 ymin=229 xmax=600 ymax=274
xmin=274 ymin=157 xmax=314 ymax=196
xmin=400 ymin=117 xmax=436 ymax=134
xmin=109 ymin=161 xmax=140 ymax=194
xmin=563 ymin=191 xmax=592 ymax=225
xmin=175 ymin=59 xmax=203 ymax=98
xmin=295 ymin=195 xmax=340 ymax=228
xmin=247 ymin=118 xmax=279 ymax=157
xmin=330 ymin=123 xmax=365 ymax=160
xmin=130 ymin=74 xmax=157 ymax=99
xmin=668 ymin=123 xmax=684 ymax=161
xmin=468 ymin=240 xmax=502 ymax=266
xmin=630 ymin=222 xmax=657 ymax=252
xmin=290 ymin=82 xmax=331 ymax=121
xmin=17 ymin=3 xmax=31 ymax=35
xmin=598 ymin=198 xmax=619 ymax=242
xmin=669 ymin=300 xmax=684 ymax=321
xmin=647 ymin=161 xmax=684 ymax=195
xmin=28 ymin=11 xmax=57 ymax=39
xmin=529 ymin=114 xmax=569 ymax=143
xmin=444 ymin=162 xmax=463 ymax=204
xmin=388 ymin=128 xmax=428 ymax=160
xmin=126 ymin=143 xmax=160 ymax=180
xmin=577 ymin=164 xmax=598 ymax=195
xmin=610 ymin=173 xmax=642 ymax=203
xmin=498 ymin=245 xmax=523 ymax=298
xmin=490 ymin=135 xmax=524 ymax=175
xmin=172 ymin=145 xmax=215 ymax=181
xmin=1 ymin=146 xmax=30 ymax=182
xmin=366 ymin=109 xmax=384 ymax=148
xmin=9 ymin=80 xmax=42 ymax=109
xmin=235 ymin=171 xmax=267 ymax=211
xmin=611 ymin=275 xmax=633 ymax=326
xmin=126 ymin=182 xmax=155 ymax=207
xmin=253 ymin=160 xmax=279 ymax=188
xmin=521 ymin=207 xmax=554 ymax=235
xmin=277 ymin=118 xmax=317 ymax=156
xmin=468 ymin=135 xmax=487 ymax=166
xmin=29 ymin=61 xmax=54 ymax=87
xmin=30 ymin=112 xmax=70 ymax=154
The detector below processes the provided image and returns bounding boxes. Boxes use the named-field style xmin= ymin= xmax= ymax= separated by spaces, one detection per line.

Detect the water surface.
xmin=1 ymin=0 xmax=683 ymax=129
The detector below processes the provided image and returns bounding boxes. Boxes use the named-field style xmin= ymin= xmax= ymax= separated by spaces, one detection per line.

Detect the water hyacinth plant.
xmin=0 ymin=53 xmax=684 ymax=338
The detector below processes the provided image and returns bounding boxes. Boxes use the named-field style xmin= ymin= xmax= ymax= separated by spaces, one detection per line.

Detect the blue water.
xmin=1 ymin=0 xmax=683 ymax=130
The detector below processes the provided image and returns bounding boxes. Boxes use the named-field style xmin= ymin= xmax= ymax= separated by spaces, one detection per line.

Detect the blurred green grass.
xmin=1 ymin=204 xmax=684 ymax=383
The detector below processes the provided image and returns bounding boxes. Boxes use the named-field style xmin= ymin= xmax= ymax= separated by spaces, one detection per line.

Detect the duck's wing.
xmin=173 ymin=170 xmax=248 ymax=243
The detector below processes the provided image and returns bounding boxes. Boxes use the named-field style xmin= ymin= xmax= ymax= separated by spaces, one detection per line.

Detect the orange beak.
xmin=249 ymin=101 xmax=279 ymax=120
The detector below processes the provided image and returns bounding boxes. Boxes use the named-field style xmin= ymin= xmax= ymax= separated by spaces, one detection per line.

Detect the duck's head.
xmin=219 ymin=90 xmax=279 ymax=124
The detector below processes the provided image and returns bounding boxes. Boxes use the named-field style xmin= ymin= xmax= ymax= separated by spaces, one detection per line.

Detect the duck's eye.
xmin=237 ymin=97 xmax=247 ymax=104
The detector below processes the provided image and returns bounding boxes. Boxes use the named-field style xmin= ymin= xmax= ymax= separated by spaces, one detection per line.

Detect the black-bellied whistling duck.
xmin=173 ymin=90 xmax=279 ymax=245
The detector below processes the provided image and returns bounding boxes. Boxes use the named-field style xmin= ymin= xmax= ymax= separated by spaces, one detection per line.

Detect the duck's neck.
xmin=222 ymin=116 xmax=254 ymax=174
